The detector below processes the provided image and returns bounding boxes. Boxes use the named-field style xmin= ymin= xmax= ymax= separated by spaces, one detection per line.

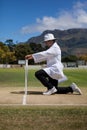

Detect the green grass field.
xmin=0 ymin=67 xmax=87 ymax=87
xmin=0 ymin=67 xmax=87 ymax=130
xmin=0 ymin=106 xmax=87 ymax=130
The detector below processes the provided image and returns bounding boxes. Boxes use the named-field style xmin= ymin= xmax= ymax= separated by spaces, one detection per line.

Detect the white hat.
xmin=44 ymin=33 xmax=56 ymax=42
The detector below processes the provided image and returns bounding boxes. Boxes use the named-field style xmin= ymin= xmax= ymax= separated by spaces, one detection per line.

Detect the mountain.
xmin=26 ymin=28 xmax=87 ymax=56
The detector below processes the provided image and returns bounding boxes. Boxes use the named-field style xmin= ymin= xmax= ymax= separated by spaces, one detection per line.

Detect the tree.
xmin=29 ymin=42 xmax=44 ymax=53
xmin=79 ymin=54 xmax=87 ymax=62
xmin=62 ymin=55 xmax=78 ymax=62
xmin=5 ymin=39 xmax=15 ymax=52
xmin=15 ymin=43 xmax=33 ymax=61
xmin=0 ymin=41 xmax=16 ymax=64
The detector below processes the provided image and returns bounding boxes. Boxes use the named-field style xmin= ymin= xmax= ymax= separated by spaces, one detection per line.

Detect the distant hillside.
xmin=26 ymin=28 xmax=87 ymax=56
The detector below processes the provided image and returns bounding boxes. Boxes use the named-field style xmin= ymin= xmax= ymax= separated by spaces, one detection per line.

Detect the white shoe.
xmin=43 ymin=87 xmax=57 ymax=95
xmin=70 ymin=82 xmax=82 ymax=95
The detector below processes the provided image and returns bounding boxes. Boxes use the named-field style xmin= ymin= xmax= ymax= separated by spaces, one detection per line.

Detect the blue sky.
xmin=0 ymin=0 xmax=87 ymax=43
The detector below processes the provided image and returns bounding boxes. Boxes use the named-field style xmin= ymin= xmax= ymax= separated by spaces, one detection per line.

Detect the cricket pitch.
xmin=0 ymin=86 xmax=87 ymax=106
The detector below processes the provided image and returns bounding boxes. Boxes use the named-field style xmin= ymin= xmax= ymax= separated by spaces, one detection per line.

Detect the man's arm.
xmin=25 ymin=54 xmax=33 ymax=60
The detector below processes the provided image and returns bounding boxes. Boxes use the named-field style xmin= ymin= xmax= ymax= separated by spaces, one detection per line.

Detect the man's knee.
xmin=35 ymin=70 xmax=42 ymax=79
xmin=35 ymin=69 xmax=45 ymax=79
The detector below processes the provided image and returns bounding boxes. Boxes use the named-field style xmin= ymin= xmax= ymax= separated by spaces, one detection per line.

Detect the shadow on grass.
xmin=11 ymin=91 xmax=79 ymax=95
xmin=11 ymin=91 xmax=43 ymax=95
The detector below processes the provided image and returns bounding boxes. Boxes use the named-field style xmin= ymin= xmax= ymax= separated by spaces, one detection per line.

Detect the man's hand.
xmin=25 ymin=54 xmax=33 ymax=60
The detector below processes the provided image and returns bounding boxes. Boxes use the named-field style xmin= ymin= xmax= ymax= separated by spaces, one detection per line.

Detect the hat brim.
xmin=43 ymin=38 xmax=57 ymax=42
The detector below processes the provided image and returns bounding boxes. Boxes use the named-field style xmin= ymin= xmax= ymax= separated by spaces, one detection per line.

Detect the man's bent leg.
xmin=35 ymin=69 xmax=53 ymax=90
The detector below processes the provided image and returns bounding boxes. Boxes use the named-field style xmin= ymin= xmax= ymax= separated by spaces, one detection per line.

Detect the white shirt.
xmin=32 ymin=42 xmax=67 ymax=80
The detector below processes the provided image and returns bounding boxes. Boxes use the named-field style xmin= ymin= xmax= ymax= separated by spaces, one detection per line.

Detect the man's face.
xmin=45 ymin=40 xmax=54 ymax=48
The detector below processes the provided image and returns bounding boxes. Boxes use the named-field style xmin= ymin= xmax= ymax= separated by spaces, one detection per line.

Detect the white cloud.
xmin=21 ymin=1 xmax=87 ymax=34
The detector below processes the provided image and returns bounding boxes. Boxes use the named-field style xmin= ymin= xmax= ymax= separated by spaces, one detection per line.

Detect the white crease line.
xmin=0 ymin=104 xmax=87 ymax=106
xmin=22 ymin=94 xmax=27 ymax=105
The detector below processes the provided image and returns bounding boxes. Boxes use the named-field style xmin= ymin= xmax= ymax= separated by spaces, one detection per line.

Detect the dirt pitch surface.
xmin=0 ymin=87 xmax=87 ymax=106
